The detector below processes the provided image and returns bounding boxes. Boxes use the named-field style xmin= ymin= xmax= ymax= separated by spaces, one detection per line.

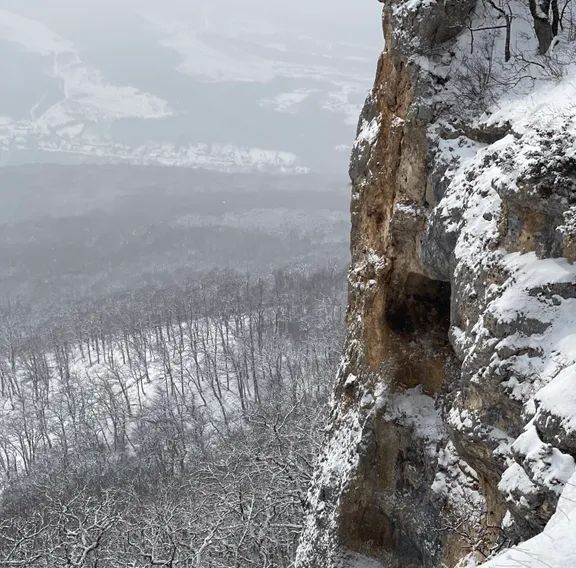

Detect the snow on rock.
xmin=483 ymin=471 xmax=576 ymax=567
xmin=536 ymin=366 xmax=576 ymax=433
xmin=426 ymin=56 xmax=576 ymax=562
xmin=380 ymin=386 xmax=445 ymax=451
xmin=354 ymin=115 xmax=381 ymax=147
xmin=511 ymin=423 xmax=575 ymax=493
xmin=297 ymin=0 xmax=576 ymax=565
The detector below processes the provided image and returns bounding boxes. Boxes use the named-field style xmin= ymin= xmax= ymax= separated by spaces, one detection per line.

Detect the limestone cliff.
xmin=296 ymin=1 xmax=576 ymax=567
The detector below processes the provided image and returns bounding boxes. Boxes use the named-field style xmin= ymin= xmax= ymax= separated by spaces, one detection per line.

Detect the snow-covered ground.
xmin=0 ymin=9 xmax=306 ymax=173
xmin=483 ymin=470 xmax=576 ymax=567
xmin=0 ymin=309 xmax=325 ymax=481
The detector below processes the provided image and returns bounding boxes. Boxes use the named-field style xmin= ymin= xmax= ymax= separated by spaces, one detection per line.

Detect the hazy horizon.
xmin=0 ymin=1 xmax=383 ymax=174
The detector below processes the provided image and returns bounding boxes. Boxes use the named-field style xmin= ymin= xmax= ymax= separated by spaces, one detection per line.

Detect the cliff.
xmin=296 ymin=1 xmax=576 ymax=566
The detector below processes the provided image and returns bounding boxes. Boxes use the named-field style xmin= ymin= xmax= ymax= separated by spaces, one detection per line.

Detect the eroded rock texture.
xmin=296 ymin=1 xmax=576 ymax=567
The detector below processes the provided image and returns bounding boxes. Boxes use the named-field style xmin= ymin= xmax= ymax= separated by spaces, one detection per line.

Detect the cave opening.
xmin=339 ymin=275 xmax=456 ymax=565
xmin=383 ymin=271 xmax=454 ymax=394
xmin=385 ymin=272 xmax=451 ymax=338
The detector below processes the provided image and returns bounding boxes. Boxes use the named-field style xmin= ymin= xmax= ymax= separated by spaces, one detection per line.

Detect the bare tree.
xmin=529 ymin=0 xmax=561 ymax=53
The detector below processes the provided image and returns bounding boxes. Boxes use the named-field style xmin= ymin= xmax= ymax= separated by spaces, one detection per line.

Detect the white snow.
xmin=498 ymin=462 xmax=538 ymax=501
xmin=259 ymin=90 xmax=315 ymax=113
xmin=0 ymin=9 xmax=314 ymax=173
xmin=484 ymin=471 xmax=576 ymax=567
xmin=344 ymin=374 xmax=358 ymax=388
xmin=512 ymin=423 xmax=575 ymax=493
xmin=536 ymin=366 xmax=576 ymax=432
xmin=427 ymin=17 xmax=576 ymax=562
xmin=0 ymin=9 xmax=198 ymax=169
xmin=0 ymin=131 xmax=309 ymax=173
xmin=392 ymin=0 xmax=435 ymax=17
xmin=354 ymin=115 xmax=381 ymax=147
xmin=382 ymin=387 xmax=444 ymax=448
xmin=0 ymin=10 xmax=170 ymax=122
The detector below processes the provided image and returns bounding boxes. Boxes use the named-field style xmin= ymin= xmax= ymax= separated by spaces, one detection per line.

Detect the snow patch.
xmin=484 ymin=471 xmax=576 ymax=567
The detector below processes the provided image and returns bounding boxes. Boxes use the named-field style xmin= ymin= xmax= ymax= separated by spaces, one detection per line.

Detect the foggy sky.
xmin=1 ymin=0 xmax=383 ymax=47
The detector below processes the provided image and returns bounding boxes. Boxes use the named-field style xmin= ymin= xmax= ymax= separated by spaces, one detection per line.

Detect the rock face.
xmin=296 ymin=1 xmax=576 ymax=567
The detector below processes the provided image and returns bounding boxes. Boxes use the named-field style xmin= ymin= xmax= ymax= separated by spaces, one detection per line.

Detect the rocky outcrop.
xmin=296 ymin=1 xmax=576 ymax=567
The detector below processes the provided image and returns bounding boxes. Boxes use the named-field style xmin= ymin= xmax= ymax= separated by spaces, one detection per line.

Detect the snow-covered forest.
xmin=0 ymin=266 xmax=345 ymax=566
xmin=0 ymin=0 xmax=364 ymax=561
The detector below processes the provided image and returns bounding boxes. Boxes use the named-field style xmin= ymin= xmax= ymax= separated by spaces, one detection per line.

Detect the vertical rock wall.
xmin=296 ymin=1 xmax=576 ymax=567
xmin=297 ymin=2 xmax=479 ymax=566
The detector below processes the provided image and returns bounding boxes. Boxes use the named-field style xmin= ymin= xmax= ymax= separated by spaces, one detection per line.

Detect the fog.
xmin=3 ymin=0 xmax=382 ymax=41
xmin=0 ymin=1 xmax=383 ymax=309
xmin=0 ymin=0 xmax=382 ymax=172
xmin=0 ymin=0 xmax=384 ymax=308
xmin=0 ymin=2 xmax=382 ymax=563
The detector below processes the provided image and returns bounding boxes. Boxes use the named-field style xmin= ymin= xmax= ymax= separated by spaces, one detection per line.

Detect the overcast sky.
xmin=1 ymin=0 xmax=383 ymax=44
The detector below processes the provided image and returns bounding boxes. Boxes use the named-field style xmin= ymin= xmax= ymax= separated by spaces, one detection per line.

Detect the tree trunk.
xmin=530 ymin=0 xmax=555 ymax=53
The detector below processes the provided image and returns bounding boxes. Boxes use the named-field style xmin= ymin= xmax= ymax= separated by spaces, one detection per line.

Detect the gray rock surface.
xmin=296 ymin=1 xmax=576 ymax=567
